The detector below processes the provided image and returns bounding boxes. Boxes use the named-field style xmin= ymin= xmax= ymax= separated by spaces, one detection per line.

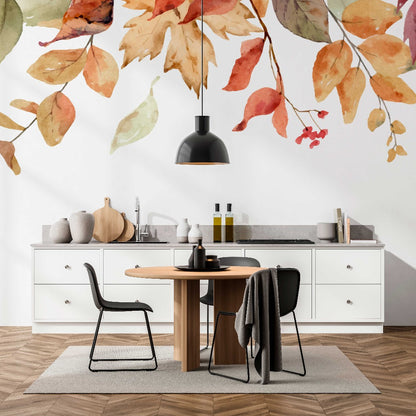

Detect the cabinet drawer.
xmin=316 ymin=250 xmax=381 ymax=284
xmin=34 ymin=250 xmax=100 ymax=284
xmin=34 ymin=285 xmax=98 ymax=321
xmin=316 ymin=285 xmax=381 ymax=321
xmin=174 ymin=249 xmax=243 ymax=266
xmin=245 ymin=250 xmax=312 ymax=284
xmin=280 ymin=284 xmax=312 ymax=322
xmin=103 ymin=250 xmax=171 ymax=284
xmin=103 ymin=285 xmax=173 ymax=322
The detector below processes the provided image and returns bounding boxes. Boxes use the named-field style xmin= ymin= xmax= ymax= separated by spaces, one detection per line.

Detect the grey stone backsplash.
xmin=42 ymin=224 xmax=375 ymax=244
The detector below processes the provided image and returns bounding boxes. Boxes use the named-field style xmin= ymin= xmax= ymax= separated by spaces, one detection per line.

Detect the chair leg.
xmin=282 ymin=311 xmax=306 ymax=377
xmin=208 ymin=311 xmax=250 ymax=383
xmin=200 ymin=304 xmax=210 ymax=351
xmin=88 ymin=309 xmax=158 ymax=372
xmin=250 ymin=336 xmax=254 ymax=358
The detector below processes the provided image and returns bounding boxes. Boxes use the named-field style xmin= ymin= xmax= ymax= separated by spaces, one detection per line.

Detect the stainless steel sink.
xmin=236 ymin=239 xmax=315 ymax=244
xmin=110 ymin=241 xmax=168 ymax=244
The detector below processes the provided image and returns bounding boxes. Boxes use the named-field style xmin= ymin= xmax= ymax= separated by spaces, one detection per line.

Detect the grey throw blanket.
xmin=234 ymin=268 xmax=282 ymax=384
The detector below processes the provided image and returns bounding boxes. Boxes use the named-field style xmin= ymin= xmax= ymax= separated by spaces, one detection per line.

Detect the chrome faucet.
xmin=135 ymin=197 xmax=149 ymax=242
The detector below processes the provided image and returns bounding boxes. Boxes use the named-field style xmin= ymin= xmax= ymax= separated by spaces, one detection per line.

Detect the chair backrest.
xmin=276 ymin=268 xmax=301 ymax=317
xmin=219 ymin=256 xmax=261 ymax=267
xmin=84 ymin=263 xmax=105 ymax=310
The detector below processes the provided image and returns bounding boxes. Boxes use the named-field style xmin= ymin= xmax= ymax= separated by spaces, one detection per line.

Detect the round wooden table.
xmin=125 ymin=266 xmax=262 ymax=372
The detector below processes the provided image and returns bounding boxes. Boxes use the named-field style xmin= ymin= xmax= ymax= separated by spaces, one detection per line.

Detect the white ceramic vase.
xmin=188 ymin=223 xmax=202 ymax=244
xmin=69 ymin=211 xmax=95 ymax=243
xmin=176 ymin=218 xmax=190 ymax=243
xmin=317 ymin=222 xmax=336 ymax=242
xmin=49 ymin=218 xmax=72 ymax=243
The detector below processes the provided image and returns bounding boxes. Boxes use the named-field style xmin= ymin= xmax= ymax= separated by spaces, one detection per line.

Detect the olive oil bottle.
xmin=225 ymin=203 xmax=234 ymax=242
xmin=213 ymin=203 xmax=222 ymax=243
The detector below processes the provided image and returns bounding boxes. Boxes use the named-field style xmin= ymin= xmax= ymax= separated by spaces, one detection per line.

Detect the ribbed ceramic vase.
xmin=69 ymin=211 xmax=95 ymax=243
xmin=188 ymin=223 xmax=202 ymax=244
xmin=176 ymin=218 xmax=190 ymax=243
xmin=49 ymin=218 xmax=72 ymax=243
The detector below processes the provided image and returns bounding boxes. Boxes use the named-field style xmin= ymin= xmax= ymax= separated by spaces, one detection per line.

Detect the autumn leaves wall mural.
xmin=0 ymin=0 xmax=415 ymax=175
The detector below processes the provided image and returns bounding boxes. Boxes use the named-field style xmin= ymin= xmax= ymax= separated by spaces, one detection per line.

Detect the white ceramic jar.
xmin=176 ymin=218 xmax=191 ymax=243
xmin=69 ymin=211 xmax=95 ymax=243
xmin=49 ymin=218 xmax=72 ymax=243
xmin=188 ymin=223 xmax=202 ymax=244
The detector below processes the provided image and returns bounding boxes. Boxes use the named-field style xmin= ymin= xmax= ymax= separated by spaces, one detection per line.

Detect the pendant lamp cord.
xmin=201 ymin=0 xmax=204 ymax=116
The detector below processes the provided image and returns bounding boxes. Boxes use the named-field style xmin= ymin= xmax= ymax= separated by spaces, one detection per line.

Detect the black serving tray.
xmin=175 ymin=265 xmax=230 ymax=272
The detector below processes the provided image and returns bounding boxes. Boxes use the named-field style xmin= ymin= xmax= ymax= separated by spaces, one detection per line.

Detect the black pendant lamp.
xmin=175 ymin=0 xmax=230 ymax=165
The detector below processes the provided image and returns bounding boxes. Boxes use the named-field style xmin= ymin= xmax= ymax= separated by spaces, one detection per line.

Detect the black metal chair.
xmin=199 ymin=256 xmax=260 ymax=351
xmin=84 ymin=263 xmax=158 ymax=372
xmin=208 ymin=267 xmax=306 ymax=383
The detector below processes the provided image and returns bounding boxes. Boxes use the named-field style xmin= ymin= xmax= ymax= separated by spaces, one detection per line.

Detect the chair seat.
xmin=102 ymin=299 xmax=153 ymax=312
xmin=200 ymin=293 xmax=213 ymax=306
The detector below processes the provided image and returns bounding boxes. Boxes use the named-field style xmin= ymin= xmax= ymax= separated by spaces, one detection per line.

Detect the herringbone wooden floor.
xmin=0 ymin=327 xmax=416 ymax=415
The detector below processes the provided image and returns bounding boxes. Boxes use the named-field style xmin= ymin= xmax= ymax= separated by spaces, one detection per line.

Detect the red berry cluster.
xmin=296 ymin=126 xmax=328 ymax=149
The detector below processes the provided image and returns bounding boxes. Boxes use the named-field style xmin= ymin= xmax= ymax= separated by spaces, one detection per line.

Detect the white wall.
xmin=1 ymin=3 xmax=415 ymax=325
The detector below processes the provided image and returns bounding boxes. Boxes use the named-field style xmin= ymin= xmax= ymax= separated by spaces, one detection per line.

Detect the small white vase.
xmin=49 ymin=218 xmax=72 ymax=243
xmin=69 ymin=211 xmax=95 ymax=243
xmin=176 ymin=218 xmax=190 ymax=243
xmin=188 ymin=223 xmax=202 ymax=244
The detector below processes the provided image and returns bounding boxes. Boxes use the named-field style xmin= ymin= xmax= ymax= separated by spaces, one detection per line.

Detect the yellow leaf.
xmin=251 ymin=0 xmax=269 ymax=17
xmin=391 ymin=120 xmax=406 ymax=134
xmin=387 ymin=147 xmax=396 ymax=162
xmin=386 ymin=134 xmax=393 ymax=145
xmin=396 ymin=145 xmax=407 ymax=155
xmin=123 ymin=0 xmax=154 ymax=11
xmin=368 ymin=108 xmax=386 ymax=131
xmin=370 ymin=73 xmax=416 ymax=103
xmin=10 ymin=99 xmax=38 ymax=114
xmin=27 ymin=48 xmax=87 ymax=85
xmin=37 ymin=92 xmax=75 ymax=146
xmin=83 ymin=46 xmax=119 ymax=98
xmin=0 ymin=140 xmax=20 ymax=175
xmin=358 ymin=34 xmax=413 ymax=77
xmin=0 ymin=112 xmax=24 ymax=130
xmin=342 ymin=0 xmax=402 ymax=39
xmin=313 ymin=40 xmax=353 ymax=102
xmin=204 ymin=2 xmax=260 ymax=40
xmin=336 ymin=67 xmax=365 ymax=123
xmin=165 ymin=20 xmax=216 ymax=97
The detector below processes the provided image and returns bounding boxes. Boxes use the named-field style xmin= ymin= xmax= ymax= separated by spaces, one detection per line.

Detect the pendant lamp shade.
xmin=176 ymin=116 xmax=230 ymax=165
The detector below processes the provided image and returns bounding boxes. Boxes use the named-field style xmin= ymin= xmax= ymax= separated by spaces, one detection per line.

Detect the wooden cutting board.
xmin=117 ymin=212 xmax=135 ymax=242
xmin=93 ymin=197 xmax=124 ymax=243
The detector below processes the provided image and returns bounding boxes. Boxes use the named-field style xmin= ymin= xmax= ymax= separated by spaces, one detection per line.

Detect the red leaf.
xmin=398 ymin=0 xmax=409 ymax=10
xmin=404 ymin=0 xmax=416 ymax=63
xmin=272 ymin=76 xmax=288 ymax=138
xmin=181 ymin=0 xmax=238 ymax=24
xmin=151 ymin=0 xmax=185 ymax=19
xmin=233 ymin=87 xmax=281 ymax=131
xmin=223 ymin=38 xmax=264 ymax=91
xmin=39 ymin=0 xmax=114 ymax=47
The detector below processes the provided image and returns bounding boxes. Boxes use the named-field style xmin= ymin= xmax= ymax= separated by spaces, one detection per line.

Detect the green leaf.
xmin=16 ymin=0 xmax=70 ymax=28
xmin=110 ymin=77 xmax=160 ymax=154
xmin=0 ymin=0 xmax=23 ymax=63
xmin=272 ymin=0 xmax=331 ymax=43
xmin=327 ymin=0 xmax=357 ymax=20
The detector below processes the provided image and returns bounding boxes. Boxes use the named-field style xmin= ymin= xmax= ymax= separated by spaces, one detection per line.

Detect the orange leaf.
xmin=233 ymin=87 xmax=281 ymax=131
xmin=386 ymin=134 xmax=393 ymax=145
xmin=370 ymin=73 xmax=416 ymax=103
xmin=83 ymin=46 xmax=119 ymax=98
xmin=358 ymin=34 xmax=413 ymax=76
xmin=151 ymin=0 xmax=185 ymax=18
xmin=342 ymin=0 xmax=402 ymax=39
xmin=272 ymin=77 xmax=288 ymax=137
xmin=387 ymin=147 xmax=396 ymax=162
xmin=223 ymin=38 xmax=264 ymax=91
xmin=123 ymin=0 xmax=154 ymax=11
xmin=27 ymin=49 xmax=87 ymax=85
xmin=181 ymin=0 xmax=238 ymax=24
xmin=37 ymin=92 xmax=75 ymax=146
xmin=336 ymin=67 xmax=366 ymax=123
xmin=368 ymin=108 xmax=386 ymax=131
xmin=313 ymin=40 xmax=353 ymax=102
xmin=10 ymin=99 xmax=39 ymax=114
xmin=39 ymin=0 xmax=114 ymax=47
xmin=391 ymin=120 xmax=406 ymax=134
xmin=0 ymin=141 xmax=21 ymax=175
xmin=396 ymin=145 xmax=407 ymax=155
xmin=252 ymin=0 xmax=269 ymax=17
xmin=0 ymin=112 xmax=24 ymax=130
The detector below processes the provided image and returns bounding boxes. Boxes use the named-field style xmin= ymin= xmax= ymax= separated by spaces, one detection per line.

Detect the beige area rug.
xmin=25 ymin=346 xmax=379 ymax=394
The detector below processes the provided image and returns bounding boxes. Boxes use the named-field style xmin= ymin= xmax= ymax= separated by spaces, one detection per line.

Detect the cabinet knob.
xmin=346 ymin=299 xmax=353 ymax=305
xmin=135 ymin=299 xmax=139 ymax=303
xmin=135 ymin=264 xmax=140 ymax=268
xmin=276 ymin=265 xmax=281 ymax=268
xmin=346 ymin=264 xmax=353 ymax=270
xmin=64 ymin=264 xmax=71 ymax=270
xmin=64 ymin=299 xmax=71 ymax=304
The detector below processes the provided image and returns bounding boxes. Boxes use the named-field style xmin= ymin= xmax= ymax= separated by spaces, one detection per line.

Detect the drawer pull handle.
xmin=135 ymin=299 xmax=139 ymax=303
xmin=346 ymin=264 xmax=353 ymax=270
xmin=135 ymin=264 xmax=140 ymax=268
xmin=346 ymin=299 xmax=353 ymax=305
xmin=276 ymin=265 xmax=281 ymax=268
xmin=64 ymin=299 xmax=71 ymax=304
xmin=64 ymin=265 xmax=71 ymax=270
